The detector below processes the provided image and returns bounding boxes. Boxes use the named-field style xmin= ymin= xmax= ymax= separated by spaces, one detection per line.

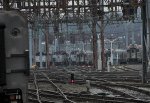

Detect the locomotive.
xmin=0 ymin=11 xmax=29 ymax=103
xmin=52 ymin=51 xmax=69 ymax=66
xmin=118 ymin=44 xmax=142 ymax=64
xmin=126 ymin=44 xmax=142 ymax=63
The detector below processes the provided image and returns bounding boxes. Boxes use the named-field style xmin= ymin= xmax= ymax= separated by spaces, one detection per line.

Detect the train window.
xmin=136 ymin=49 xmax=139 ymax=52
xmin=52 ymin=58 xmax=56 ymax=62
xmin=132 ymin=49 xmax=135 ymax=53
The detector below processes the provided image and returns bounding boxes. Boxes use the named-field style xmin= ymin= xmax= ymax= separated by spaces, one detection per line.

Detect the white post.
xmin=97 ymin=39 xmax=102 ymax=70
xmin=106 ymin=37 xmax=123 ymax=66
xmin=28 ymin=25 xmax=32 ymax=68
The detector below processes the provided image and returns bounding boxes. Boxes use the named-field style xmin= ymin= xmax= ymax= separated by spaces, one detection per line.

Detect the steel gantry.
xmin=0 ymin=0 xmax=144 ymax=71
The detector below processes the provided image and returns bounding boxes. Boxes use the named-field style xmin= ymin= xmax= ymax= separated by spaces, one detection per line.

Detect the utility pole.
xmin=44 ymin=23 xmax=50 ymax=69
xmin=100 ymin=0 xmax=105 ymax=71
xmin=39 ymin=26 xmax=43 ymax=68
xmin=110 ymin=41 xmax=113 ymax=65
xmin=37 ymin=0 xmax=43 ymax=68
xmin=142 ymin=0 xmax=147 ymax=83
xmin=92 ymin=0 xmax=98 ymax=69
xmin=54 ymin=0 xmax=60 ymax=47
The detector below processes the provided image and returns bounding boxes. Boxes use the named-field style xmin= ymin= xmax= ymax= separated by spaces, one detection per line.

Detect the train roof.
xmin=53 ymin=51 xmax=68 ymax=55
xmin=127 ymin=44 xmax=142 ymax=49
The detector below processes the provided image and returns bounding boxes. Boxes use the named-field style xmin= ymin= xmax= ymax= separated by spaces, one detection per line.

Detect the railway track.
xmin=83 ymin=72 xmax=142 ymax=83
xmin=89 ymin=79 xmax=150 ymax=101
xmin=28 ymin=89 xmax=149 ymax=103
xmin=28 ymin=70 xmax=76 ymax=103
xmin=30 ymin=76 xmax=150 ymax=102
xmin=28 ymin=68 xmax=149 ymax=103
xmin=113 ymin=65 xmax=140 ymax=72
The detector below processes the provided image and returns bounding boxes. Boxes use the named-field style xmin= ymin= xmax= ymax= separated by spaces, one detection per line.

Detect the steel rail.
xmin=28 ymin=89 xmax=149 ymax=103
xmin=33 ymin=71 xmax=42 ymax=103
xmin=41 ymin=72 xmax=76 ymax=103
xmin=30 ymin=75 xmax=150 ymax=100
xmin=122 ymin=65 xmax=140 ymax=72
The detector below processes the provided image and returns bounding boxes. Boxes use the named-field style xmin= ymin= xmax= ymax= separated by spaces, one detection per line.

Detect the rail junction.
xmin=28 ymin=65 xmax=150 ymax=103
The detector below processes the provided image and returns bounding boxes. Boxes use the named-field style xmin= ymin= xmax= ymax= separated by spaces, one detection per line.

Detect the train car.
xmin=35 ymin=52 xmax=47 ymax=67
xmin=119 ymin=52 xmax=127 ymax=64
xmin=117 ymin=50 xmax=127 ymax=64
xmin=0 ymin=11 xmax=29 ymax=103
xmin=70 ymin=50 xmax=78 ymax=65
xmin=85 ymin=51 xmax=93 ymax=66
xmin=126 ymin=44 xmax=142 ymax=64
xmin=52 ymin=51 xmax=69 ymax=66
xmin=76 ymin=51 xmax=87 ymax=65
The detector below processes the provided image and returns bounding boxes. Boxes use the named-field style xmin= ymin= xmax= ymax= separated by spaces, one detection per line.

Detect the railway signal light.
xmin=70 ymin=73 xmax=75 ymax=83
